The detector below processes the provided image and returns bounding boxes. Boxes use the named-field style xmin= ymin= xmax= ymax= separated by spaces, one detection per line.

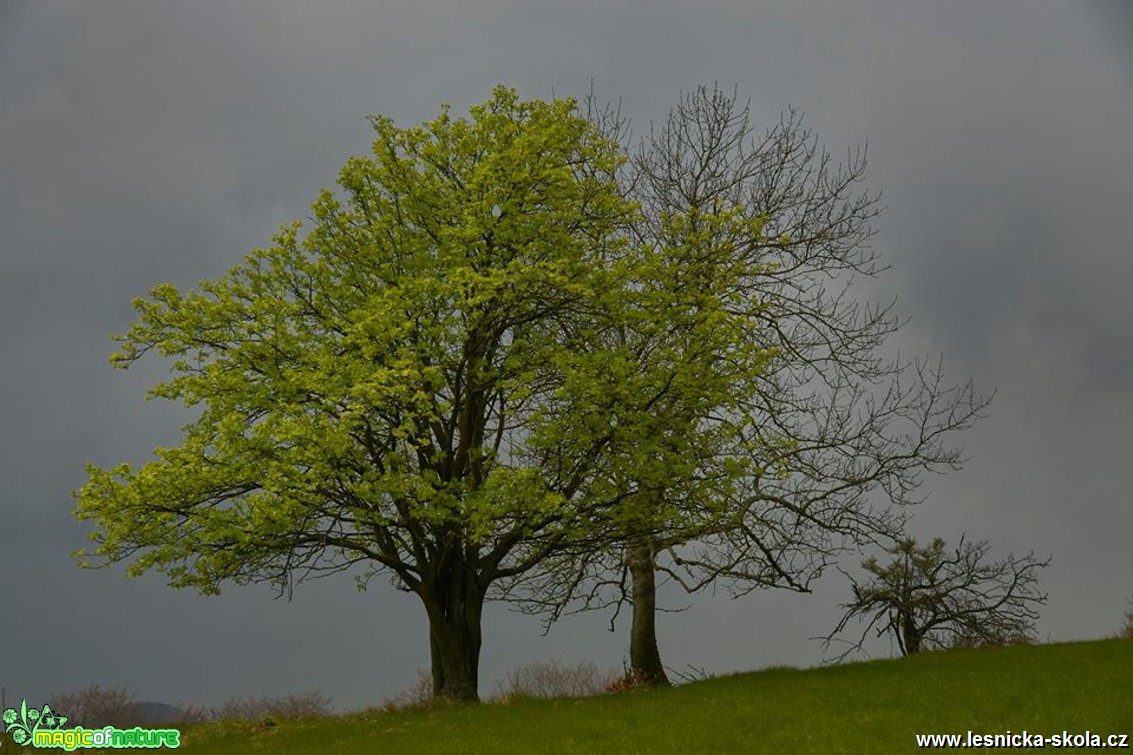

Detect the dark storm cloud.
xmin=1086 ymin=0 xmax=1133 ymax=81
xmin=2 ymin=0 xmax=1130 ymax=712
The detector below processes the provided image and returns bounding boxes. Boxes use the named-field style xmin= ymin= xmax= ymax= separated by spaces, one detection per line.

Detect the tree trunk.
xmin=628 ymin=541 xmax=670 ymax=686
xmin=900 ymin=611 xmax=921 ymax=655
xmin=421 ymin=561 xmax=485 ymax=702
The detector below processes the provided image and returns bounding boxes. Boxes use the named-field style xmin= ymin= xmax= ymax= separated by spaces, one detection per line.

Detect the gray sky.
xmin=2 ymin=0 xmax=1130 ymax=713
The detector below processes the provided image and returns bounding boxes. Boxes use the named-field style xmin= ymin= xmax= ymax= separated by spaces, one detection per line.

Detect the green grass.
xmin=7 ymin=639 xmax=1130 ymax=753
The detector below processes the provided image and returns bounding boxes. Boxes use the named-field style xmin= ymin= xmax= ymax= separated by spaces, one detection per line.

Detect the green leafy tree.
xmin=825 ymin=535 xmax=1050 ymax=658
xmin=74 ymin=87 xmax=637 ymax=702
xmin=500 ymin=86 xmax=989 ymax=685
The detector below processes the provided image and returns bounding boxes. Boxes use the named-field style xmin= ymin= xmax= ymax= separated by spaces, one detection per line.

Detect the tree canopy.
xmin=499 ymin=86 xmax=989 ymax=685
xmin=75 ymin=86 xmax=643 ymax=701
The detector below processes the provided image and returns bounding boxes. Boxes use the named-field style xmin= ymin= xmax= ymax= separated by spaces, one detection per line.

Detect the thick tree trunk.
xmin=628 ymin=541 xmax=670 ymax=686
xmin=421 ymin=561 xmax=485 ymax=702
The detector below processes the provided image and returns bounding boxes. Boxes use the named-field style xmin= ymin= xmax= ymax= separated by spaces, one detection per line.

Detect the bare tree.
xmin=380 ymin=671 xmax=435 ymax=712
xmin=825 ymin=535 xmax=1050 ymax=659
xmin=499 ymin=85 xmax=989 ymax=686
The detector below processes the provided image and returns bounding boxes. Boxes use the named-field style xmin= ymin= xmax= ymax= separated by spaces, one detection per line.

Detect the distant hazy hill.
xmin=129 ymin=701 xmax=180 ymax=724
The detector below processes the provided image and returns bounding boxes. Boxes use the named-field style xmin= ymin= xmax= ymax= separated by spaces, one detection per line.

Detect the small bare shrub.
xmin=380 ymin=670 xmax=435 ymax=712
xmin=1121 ymin=596 xmax=1133 ymax=640
xmin=670 ymin=664 xmax=715 ymax=684
xmin=605 ymin=666 xmax=650 ymax=694
xmin=48 ymin=684 xmax=139 ymax=728
xmin=42 ymin=686 xmax=321 ymax=729
xmin=948 ymin=629 xmax=1036 ymax=651
xmin=160 ymin=703 xmax=210 ymax=725
xmin=209 ymin=691 xmax=331 ymax=721
xmin=492 ymin=660 xmax=616 ymax=701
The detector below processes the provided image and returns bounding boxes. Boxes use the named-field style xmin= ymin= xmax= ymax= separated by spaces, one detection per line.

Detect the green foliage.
xmin=73 ymin=83 xmax=790 ymax=613
xmin=527 ymin=197 xmax=782 ymax=538
xmin=74 ymin=86 xmax=636 ymax=600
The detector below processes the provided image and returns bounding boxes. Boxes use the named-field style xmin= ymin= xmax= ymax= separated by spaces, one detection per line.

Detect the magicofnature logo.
xmin=3 ymin=699 xmax=180 ymax=750
xmin=3 ymin=699 xmax=67 ymax=746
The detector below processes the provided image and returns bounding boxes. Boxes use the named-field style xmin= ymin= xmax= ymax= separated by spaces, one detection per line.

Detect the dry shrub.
xmin=605 ymin=667 xmax=651 ymax=694
xmin=492 ymin=660 xmax=616 ymax=701
xmin=45 ymin=684 xmax=208 ymax=728
xmin=48 ymin=684 xmax=140 ymax=728
xmin=209 ymin=691 xmax=331 ymax=721
xmin=160 ymin=703 xmax=210 ymax=725
xmin=1121 ymin=596 xmax=1133 ymax=640
xmin=43 ymin=685 xmax=323 ymax=728
xmin=948 ymin=629 xmax=1036 ymax=651
xmin=380 ymin=670 xmax=435 ymax=712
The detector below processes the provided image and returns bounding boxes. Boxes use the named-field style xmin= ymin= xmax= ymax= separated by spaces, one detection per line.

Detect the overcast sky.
xmin=2 ymin=0 xmax=1131 ymax=713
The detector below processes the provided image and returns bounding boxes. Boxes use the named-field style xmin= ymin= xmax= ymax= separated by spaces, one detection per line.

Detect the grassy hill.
xmin=7 ymin=639 xmax=1130 ymax=753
